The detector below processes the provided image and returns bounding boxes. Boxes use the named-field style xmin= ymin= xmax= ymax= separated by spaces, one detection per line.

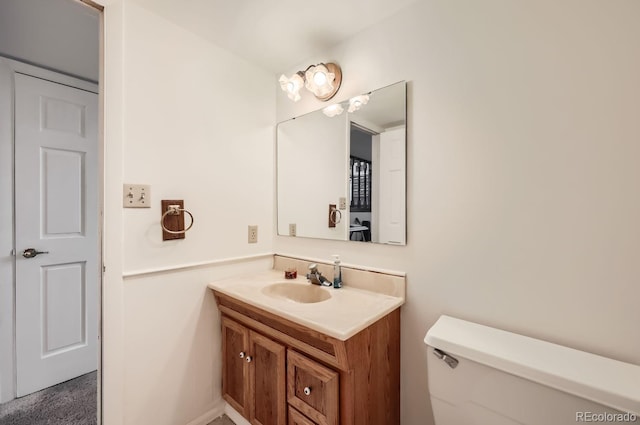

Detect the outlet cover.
xmin=248 ymin=225 xmax=258 ymax=243
xmin=123 ymin=184 xmax=151 ymax=208
xmin=339 ymin=197 xmax=347 ymax=210
xmin=289 ymin=223 xmax=297 ymax=236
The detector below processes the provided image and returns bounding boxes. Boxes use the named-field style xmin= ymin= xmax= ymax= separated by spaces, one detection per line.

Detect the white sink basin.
xmin=261 ymin=282 xmax=331 ymax=304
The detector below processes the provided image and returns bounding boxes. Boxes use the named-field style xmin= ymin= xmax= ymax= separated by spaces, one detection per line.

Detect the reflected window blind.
xmin=350 ymin=156 xmax=372 ymax=212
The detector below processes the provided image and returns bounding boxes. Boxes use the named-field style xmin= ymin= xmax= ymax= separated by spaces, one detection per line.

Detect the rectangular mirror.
xmin=277 ymin=81 xmax=406 ymax=244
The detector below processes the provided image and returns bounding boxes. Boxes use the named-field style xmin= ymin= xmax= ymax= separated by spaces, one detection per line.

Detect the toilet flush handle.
xmin=433 ymin=348 xmax=459 ymax=369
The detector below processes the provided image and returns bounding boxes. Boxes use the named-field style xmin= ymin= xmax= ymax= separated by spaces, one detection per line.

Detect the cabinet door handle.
xmin=245 ymin=356 xmax=252 ymax=363
xmin=303 ymin=386 xmax=311 ymax=396
xmin=239 ymin=351 xmax=245 ymax=359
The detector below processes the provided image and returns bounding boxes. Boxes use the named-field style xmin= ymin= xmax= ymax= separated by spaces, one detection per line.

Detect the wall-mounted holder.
xmin=328 ymin=204 xmax=342 ymax=228
xmin=160 ymin=200 xmax=194 ymax=241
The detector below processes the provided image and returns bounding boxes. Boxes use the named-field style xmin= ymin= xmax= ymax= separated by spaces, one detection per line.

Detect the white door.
xmin=377 ymin=127 xmax=406 ymax=245
xmin=14 ymin=73 xmax=98 ymax=397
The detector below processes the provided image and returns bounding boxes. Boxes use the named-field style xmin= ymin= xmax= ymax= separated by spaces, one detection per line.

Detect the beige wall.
xmin=274 ymin=1 xmax=640 ymax=424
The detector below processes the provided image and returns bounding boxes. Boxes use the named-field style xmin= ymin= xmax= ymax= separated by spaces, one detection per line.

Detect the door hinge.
xmin=102 ymin=265 xmax=106 ymax=273
xmin=10 ymin=249 xmax=15 ymax=256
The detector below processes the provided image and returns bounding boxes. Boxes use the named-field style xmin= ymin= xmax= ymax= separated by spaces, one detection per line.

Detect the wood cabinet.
xmin=221 ymin=317 xmax=286 ymax=425
xmin=216 ymin=291 xmax=400 ymax=425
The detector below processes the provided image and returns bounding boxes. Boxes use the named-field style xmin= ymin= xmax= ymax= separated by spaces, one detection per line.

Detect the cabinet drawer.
xmin=288 ymin=406 xmax=316 ymax=425
xmin=287 ymin=350 xmax=339 ymax=425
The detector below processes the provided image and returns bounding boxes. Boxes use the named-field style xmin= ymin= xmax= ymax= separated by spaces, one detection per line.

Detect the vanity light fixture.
xmin=348 ymin=94 xmax=370 ymax=113
xmin=279 ymin=62 xmax=342 ymax=102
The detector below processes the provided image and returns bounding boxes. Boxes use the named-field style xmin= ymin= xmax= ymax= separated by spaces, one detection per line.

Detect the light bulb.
xmin=313 ymin=71 xmax=327 ymax=86
xmin=305 ymin=64 xmax=335 ymax=97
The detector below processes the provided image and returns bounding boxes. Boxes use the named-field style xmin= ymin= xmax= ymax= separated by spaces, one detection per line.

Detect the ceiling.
xmin=131 ymin=0 xmax=419 ymax=73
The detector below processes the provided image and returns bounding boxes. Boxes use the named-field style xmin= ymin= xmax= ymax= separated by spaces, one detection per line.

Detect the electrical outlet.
xmin=289 ymin=223 xmax=297 ymax=236
xmin=339 ymin=197 xmax=347 ymax=210
xmin=248 ymin=225 xmax=258 ymax=243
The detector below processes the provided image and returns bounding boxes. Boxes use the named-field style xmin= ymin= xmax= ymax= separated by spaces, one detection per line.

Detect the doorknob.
xmin=22 ymin=248 xmax=49 ymax=258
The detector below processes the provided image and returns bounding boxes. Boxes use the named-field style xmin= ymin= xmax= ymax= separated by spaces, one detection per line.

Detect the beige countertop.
xmin=208 ymin=269 xmax=404 ymax=341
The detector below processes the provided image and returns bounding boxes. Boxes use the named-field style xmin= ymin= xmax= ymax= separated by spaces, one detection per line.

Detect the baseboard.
xmin=224 ymin=404 xmax=251 ymax=425
xmin=184 ymin=402 xmax=226 ymax=425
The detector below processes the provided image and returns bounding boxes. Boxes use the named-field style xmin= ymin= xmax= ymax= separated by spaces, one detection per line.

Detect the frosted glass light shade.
xmin=305 ymin=64 xmax=334 ymax=97
xmin=322 ymin=103 xmax=344 ymax=117
xmin=348 ymin=94 xmax=370 ymax=113
xmin=279 ymin=72 xmax=304 ymax=102
xmin=305 ymin=63 xmax=342 ymax=101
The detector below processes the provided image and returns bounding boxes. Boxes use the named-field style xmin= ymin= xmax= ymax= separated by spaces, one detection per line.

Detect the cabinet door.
xmin=222 ymin=317 xmax=249 ymax=417
xmin=287 ymin=350 xmax=339 ymax=425
xmin=249 ymin=330 xmax=286 ymax=425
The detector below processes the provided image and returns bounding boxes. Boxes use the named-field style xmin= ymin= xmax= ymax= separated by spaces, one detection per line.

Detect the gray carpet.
xmin=207 ymin=415 xmax=235 ymax=425
xmin=0 ymin=371 xmax=97 ymax=425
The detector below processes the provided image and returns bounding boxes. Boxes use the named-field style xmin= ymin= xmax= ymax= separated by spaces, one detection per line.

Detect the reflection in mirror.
xmin=277 ymin=81 xmax=406 ymax=245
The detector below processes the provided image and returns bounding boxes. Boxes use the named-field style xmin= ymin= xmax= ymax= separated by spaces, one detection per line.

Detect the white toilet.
xmin=425 ymin=316 xmax=640 ymax=424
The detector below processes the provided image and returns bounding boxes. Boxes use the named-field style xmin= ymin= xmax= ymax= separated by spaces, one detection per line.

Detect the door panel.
xmin=42 ymin=262 xmax=86 ymax=355
xmin=249 ymin=331 xmax=286 ymax=425
xmin=14 ymin=73 xmax=98 ymax=397
xmin=41 ymin=148 xmax=85 ymax=235
xmin=222 ymin=317 xmax=249 ymax=417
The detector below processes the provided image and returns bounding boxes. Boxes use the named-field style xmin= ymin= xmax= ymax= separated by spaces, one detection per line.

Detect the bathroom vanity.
xmin=209 ymin=256 xmax=405 ymax=425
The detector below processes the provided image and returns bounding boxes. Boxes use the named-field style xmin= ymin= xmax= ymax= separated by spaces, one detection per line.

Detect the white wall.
xmin=121 ymin=2 xmax=274 ymax=273
xmin=0 ymin=0 xmax=99 ymax=82
xmin=100 ymin=2 xmax=275 ymax=424
xmin=274 ymin=1 xmax=640 ymax=424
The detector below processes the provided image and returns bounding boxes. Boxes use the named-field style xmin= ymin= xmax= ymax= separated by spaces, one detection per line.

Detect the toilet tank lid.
xmin=425 ymin=315 xmax=640 ymax=415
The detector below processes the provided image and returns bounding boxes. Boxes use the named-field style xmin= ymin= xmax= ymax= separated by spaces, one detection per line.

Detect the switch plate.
xmin=289 ymin=223 xmax=296 ymax=236
xmin=248 ymin=225 xmax=258 ymax=243
xmin=339 ymin=197 xmax=347 ymax=210
xmin=123 ymin=184 xmax=151 ymax=208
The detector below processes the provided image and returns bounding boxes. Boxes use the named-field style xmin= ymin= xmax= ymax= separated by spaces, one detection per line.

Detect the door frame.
xmin=0 ymin=56 xmax=103 ymax=412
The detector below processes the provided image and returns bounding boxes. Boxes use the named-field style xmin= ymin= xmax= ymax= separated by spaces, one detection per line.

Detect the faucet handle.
xmin=308 ymin=263 xmax=319 ymax=273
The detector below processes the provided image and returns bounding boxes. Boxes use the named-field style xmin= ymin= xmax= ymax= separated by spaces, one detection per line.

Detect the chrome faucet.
xmin=306 ymin=263 xmax=331 ymax=286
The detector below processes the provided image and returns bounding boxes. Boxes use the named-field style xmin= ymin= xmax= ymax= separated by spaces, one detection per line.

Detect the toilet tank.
xmin=424 ymin=316 xmax=640 ymax=425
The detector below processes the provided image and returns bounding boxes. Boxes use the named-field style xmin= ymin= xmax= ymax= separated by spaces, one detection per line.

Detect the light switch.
xmin=123 ymin=184 xmax=151 ymax=208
